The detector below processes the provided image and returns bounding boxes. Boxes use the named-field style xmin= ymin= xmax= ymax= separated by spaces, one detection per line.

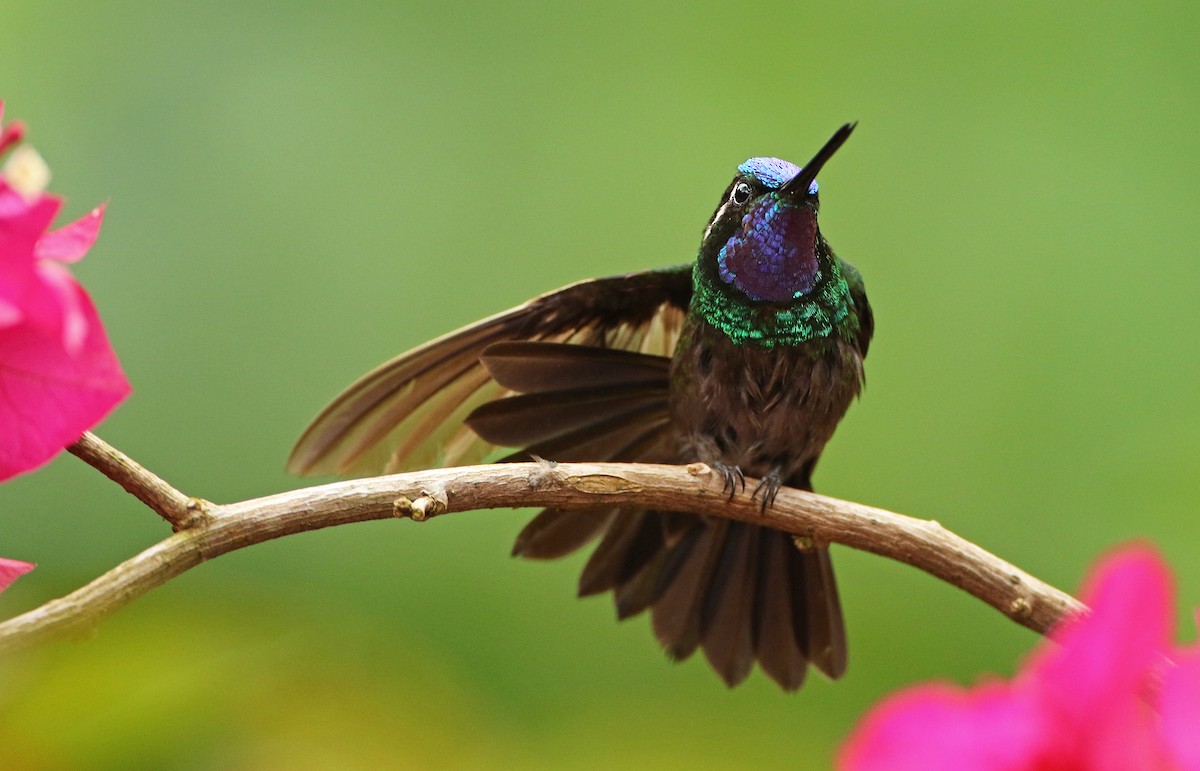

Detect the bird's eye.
xmin=730 ymin=182 xmax=753 ymax=206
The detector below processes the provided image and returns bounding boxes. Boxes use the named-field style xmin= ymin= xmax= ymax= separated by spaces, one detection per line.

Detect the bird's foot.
xmin=751 ymin=468 xmax=783 ymax=513
xmin=712 ymin=462 xmax=745 ymax=501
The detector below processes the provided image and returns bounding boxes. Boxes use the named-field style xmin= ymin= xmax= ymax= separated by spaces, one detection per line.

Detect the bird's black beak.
xmin=780 ymin=122 xmax=857 ymax=197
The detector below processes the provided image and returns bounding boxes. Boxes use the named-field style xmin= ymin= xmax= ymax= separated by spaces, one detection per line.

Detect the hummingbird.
xmin=288 ymin=123 xmax=872 ymax=691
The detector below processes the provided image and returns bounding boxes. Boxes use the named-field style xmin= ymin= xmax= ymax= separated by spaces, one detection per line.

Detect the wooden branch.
xmin=67 ymin=432 xmax=194 ymax=528
xmin=0 ymin=458 xmax=1084 ymax=653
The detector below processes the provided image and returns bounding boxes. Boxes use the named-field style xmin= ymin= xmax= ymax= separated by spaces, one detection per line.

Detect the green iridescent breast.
xmin=690 ymin=254 xmax=859 ymax=350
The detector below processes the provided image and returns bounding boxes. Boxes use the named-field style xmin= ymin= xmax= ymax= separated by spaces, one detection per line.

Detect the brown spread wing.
xmin=288 ymin=265 xmax=692 ymax=476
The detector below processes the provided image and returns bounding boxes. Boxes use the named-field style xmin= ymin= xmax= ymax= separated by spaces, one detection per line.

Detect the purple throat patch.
xmin=717 ymin=199 xmax=819 ymax=302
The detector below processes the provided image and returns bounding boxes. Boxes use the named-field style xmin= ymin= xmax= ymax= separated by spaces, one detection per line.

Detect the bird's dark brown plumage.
xmin=290 ymin=130 xmax=872 ymax=691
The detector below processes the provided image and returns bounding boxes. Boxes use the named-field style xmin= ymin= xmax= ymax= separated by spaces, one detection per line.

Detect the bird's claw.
xmin=751 ymin=469 xmax=783 ymax=513
xmin=712 ymin=462 xmax=745 ymax=501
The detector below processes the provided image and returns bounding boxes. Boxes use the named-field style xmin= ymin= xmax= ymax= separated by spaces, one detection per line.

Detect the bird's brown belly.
xmin=668 ymin=318 xmax=864 ymax=487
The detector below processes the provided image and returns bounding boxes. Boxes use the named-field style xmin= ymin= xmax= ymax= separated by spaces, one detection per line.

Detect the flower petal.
xmin=840 ymin=545 xmax=1185 ymax=771
xmin=0 ymin=120 xmax=23 ymax=155
xmin=0 ymin=557 xmax=34 ymax=592
xmin=35 ymin=260 xmax=88 ymax=354
xmin=838 ymin=681 xmax=1046 ymax=771
xmin=0 ymin=296 xmax=21 ymax=328
xmin=1162 ymin=629 xmax=1200 ymax=771
xmin=1026 ymin=545 xmax=1173 ymax=715
xmin=0 ymin=284 xmax=130 ymax=481
xmin=1018 ymin=546 xmax=1177 ymax=769
xmin=35 ymin=203 xmax=105 ymax=263
xmin=0 ymin=100 xmax=25 ymax=156
xmin=0 ymin=185 xmax=61 ymax=308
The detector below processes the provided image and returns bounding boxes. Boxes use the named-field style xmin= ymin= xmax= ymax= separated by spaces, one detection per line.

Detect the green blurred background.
xmin=2 ymin=1 xmax=1198 ymax=768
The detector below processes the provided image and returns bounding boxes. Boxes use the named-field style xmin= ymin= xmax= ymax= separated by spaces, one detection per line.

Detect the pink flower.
xmin=0 ymin=101 xmax=130 ymax=481
xmin=0 ymin=110 xmax=23 ymax=156
xmin=1163 ymin=621 xmax=1200 ymax=770
xmin=0 ymin=557 xmax=34 ymax=592
xmin=839 ymin=545 xmax=1200 ymax=771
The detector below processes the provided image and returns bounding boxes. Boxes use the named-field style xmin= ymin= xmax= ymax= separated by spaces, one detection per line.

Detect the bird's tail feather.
xmin=466 ymin=341 xmax=847 ymax=690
